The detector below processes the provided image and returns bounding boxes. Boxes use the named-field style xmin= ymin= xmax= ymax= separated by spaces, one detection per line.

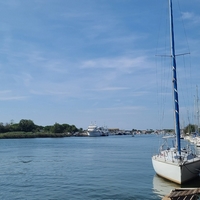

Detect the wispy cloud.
xmin=89 ymin=87 xmax=129 ymax=91
xmin=102 ymin=106 xmax=146 ymax=111
xmin=80 ymin=56 xmax=152 ymax=71
xmin=0 ymin=90 xmax=27 ymax=101
xmin=181 ymin=12 xmax=200 ymax=24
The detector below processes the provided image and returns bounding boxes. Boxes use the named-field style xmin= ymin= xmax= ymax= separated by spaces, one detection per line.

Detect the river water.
xmin=0 ymin=134 xmax=200 ymax=200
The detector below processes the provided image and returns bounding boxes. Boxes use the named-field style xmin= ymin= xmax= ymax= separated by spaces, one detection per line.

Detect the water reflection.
xmin=153 ymin=174 xmax=200 ymax=198
xmin=153 ymin=175 xmax=180 ymax=198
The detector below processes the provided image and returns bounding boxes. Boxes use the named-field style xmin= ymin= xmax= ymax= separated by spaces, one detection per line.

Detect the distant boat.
xmin=152 ymin=0 xmax=200 ymax=184
xmin=87 ymin=124 xmax=109 ymax=137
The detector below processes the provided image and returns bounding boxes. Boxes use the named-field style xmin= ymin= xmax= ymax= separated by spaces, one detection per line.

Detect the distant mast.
xmin=169 ymin=0 xmax=181 ymax=155
xmin=196 ymin=85 xmax=199 ymax=135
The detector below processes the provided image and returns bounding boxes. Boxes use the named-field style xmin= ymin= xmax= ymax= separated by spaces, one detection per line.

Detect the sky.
xmin=0 ymin=0 xmax=200 ymax=130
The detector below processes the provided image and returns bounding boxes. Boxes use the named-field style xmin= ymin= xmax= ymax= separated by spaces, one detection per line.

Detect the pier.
xmin=163 ymin=188 xmax=200 ymax=200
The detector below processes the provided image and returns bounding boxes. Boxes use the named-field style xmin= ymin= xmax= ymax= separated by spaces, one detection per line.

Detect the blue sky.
xmin=0 ymin=0 xmax=200 ymax=130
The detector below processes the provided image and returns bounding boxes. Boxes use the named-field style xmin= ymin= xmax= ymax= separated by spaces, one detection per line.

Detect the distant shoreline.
xmin=0 ymin=131 xmax=74 ymax=139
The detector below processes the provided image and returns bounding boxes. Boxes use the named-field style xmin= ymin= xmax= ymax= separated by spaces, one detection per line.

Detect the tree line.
xmin=183 ymin=124 xmax=199 ymax=134
xmin=0 ymin=119 xmax=80 ymax=134
xmin=0 ymin=119 xmax=197 ymax=136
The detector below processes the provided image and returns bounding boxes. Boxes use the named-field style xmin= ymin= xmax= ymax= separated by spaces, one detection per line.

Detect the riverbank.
xmin=0 ymin=131 xmax=136 ymax=139
xmin=0 ymin=131 xmax=73 ymax=139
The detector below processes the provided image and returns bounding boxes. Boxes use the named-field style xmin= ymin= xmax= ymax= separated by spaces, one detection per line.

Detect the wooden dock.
xmin=162 ymin=188 xmax=200 ymax=200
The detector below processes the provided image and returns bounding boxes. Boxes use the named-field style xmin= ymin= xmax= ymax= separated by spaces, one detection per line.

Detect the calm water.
xmin=0 ymin=134 xmax=200 ymax=200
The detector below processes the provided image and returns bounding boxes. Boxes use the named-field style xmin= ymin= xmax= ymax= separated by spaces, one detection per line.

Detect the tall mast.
xmin=196 ymin=85 xmax=199 ymax=135
xmin=169 ymin=0 xmax=181 ymax=155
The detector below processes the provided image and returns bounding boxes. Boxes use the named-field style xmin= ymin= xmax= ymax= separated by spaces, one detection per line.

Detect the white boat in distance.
xmin=87 ymin=124 xmax=109 ymax=137
xmin=152 ymin=0 xmax=200 ymax=184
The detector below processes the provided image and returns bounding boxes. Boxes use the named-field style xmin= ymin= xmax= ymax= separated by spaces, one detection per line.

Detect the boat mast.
xmin=169 ymin=0 xmax=181 ymax=155
xmin=196 ymin=85 xmax=199 ymax=135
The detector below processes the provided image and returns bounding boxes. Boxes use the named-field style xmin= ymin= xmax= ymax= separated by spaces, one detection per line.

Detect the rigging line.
xmin=174 ymin=0 xmax=193 ymax=129
xmin=187 ymin=109 xmax=191 ymax=133
xmin=177 ymin=0 xmax=191 ymax=54
xmin=159 ymin=64 xmax=171 ymax=129
xmin=177 ymin=0 xmax=193 ymax=100
xmin=177 ymin=0 xmax=194 ymax=128
xmin=182 ymin=56 xmax=187 ymax=126
xmin=162 ymin=8 xmax=171 ymax=130
xmin=170 ymin=57 xmax=176 ymax=131
xmin=155 ymin=53 xmax=190 ymax=57
xmin=178 ymin=56 xmax=194 ymax=134
xmin=155 ymin=1 xmax=168 ymax=130
xmin=161 ymin=57 xmax=170 ymax=128
xmin=185 ymin=51 xmax=193 ymax=121
xmin=182 ymin=55 xmax=192 ymax=119
xmin=160 ymin=1 xmax=174 ymax=130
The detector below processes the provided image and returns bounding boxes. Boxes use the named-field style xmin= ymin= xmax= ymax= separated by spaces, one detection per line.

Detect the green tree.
xmin=10 ymin=123 xmax=20 ymax=132
xmin=51 ymin=123 xmax=64 ymax=133
xmin=19 ymin=119 xmax=36 ymax=132
xmin=184 ymin=124 xmax=196 ymax=134
xmin=0 ymin=123 xmax=5 ymax=133
xmin=70 ymin=125 xmax=78 ymax=133
xmin=44 ymin=125 xmax=52 ymax=132
xmin=62 ymin=124 xmax=70 ymax=132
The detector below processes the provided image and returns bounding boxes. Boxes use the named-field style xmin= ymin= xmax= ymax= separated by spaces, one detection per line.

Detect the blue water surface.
xmin=0 ymin=134 xmax=195 ymax=200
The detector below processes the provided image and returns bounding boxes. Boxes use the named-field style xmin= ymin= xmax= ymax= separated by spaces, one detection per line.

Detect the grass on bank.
xmin=0 ymin=132 xmax=72 ymax=139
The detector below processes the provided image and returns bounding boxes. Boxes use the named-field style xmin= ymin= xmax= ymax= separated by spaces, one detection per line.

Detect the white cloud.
xmin=0 ymin=90 xmax=27 ymax=101
xmin=80 ymin=56 xmax=152 ymax=71
xmin=89 ymin=87 xmax=129 ymax=91
xmin=181 ymin=12 xmax=200 ymax=24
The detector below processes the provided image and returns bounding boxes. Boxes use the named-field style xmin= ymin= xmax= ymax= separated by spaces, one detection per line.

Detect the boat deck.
xmin=162 ymin=188 xmax=200 ymax=200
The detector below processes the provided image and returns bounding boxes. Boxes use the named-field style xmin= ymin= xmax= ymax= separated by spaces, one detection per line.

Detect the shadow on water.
xmin=153 ymin=174 xmax=200 ymax=198
xmin=152 ymin=175 xmax=180 ymax=198
xmin=153 ymin=175 xmax=200 ymax=197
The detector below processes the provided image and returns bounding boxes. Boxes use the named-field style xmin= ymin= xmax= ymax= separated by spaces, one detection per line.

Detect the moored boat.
xmin=152 ymin=0 xmax=200 ymax=184
xmin=87 ymin=124 xmax=109 ymax=137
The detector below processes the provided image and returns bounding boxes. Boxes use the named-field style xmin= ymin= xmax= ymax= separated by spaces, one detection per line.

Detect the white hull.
xmin=87 ymin=124 xmax=109 ymax=137
xmin=88 ymin=131 xmax=102 ymax=137
xmin=152 ymin=155 xmax=200 ymax=184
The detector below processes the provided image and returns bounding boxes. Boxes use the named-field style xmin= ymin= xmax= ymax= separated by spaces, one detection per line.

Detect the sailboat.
xmin=152 ymin=0 xmax=200 ymax=184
